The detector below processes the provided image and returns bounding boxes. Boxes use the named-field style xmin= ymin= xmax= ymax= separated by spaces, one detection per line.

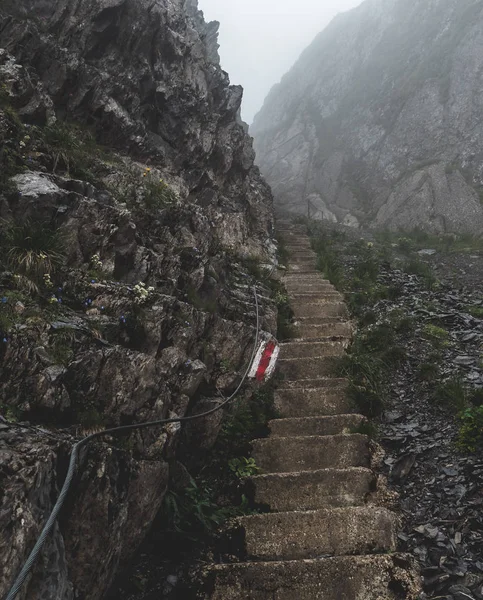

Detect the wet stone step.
xmin=279 ymin=340 xmax=347 ymax=359
xmin=206 ymin=554 xmax=421 ymax=600
xmin=268 ymin=414 xmax=364 ymax=437
xmin=274 ymin=386 xmax=353 ymax=418
xmin=237 ymin=506 xmax=398 ymax=560
xmin=292 ymin=321 xmax=353 ymax=339
xmin=249 ymin=467 xmax=375 ymax=511
xmin=287 ymin=265 xmax=318 ymax=273
xmin=292 ymin=301 xmax=349 ymax=318
xmin=278 ymin=356 xmax=340 ymax=380
xmin=289 ymin=292 xmax=343 ymax=302
xmin=251 ymin=434 xmax=370 ymax=473
xmin=277 ymin=377 xmax=348 ymax=390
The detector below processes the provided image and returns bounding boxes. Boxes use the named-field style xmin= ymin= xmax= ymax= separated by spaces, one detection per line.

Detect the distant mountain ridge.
xmin=252 ymin=0 xmax=483 ymax=234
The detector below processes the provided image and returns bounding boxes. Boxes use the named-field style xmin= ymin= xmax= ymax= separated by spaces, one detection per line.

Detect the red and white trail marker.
xmin=248 ymin=338 xmax=280 ymax=382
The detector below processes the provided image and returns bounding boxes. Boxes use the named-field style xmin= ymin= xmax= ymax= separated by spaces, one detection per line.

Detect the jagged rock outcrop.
xmin=0 ymin=1 xmax=274 ymax=599
xmin=252 ymin=0 xmax=483 ymax=234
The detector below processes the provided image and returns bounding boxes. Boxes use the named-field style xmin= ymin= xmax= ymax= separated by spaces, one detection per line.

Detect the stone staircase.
xmin=205 ymin=222 xmax=420 ymax=599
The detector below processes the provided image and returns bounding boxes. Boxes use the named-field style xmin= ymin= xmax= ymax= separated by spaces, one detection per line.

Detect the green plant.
xmin=467 ymin=305 xmax=483 ymax=318
xmin=161 ymin=479 xmax=251 ymax=537
xmin=1 ymin=220 xmax=66 ymax=287
xmin=405 ymin=259 xmax=438 ymax=290
xmin=432 ymin=377 xmax=468 ymax=413
xmin=423 ymin=324 xmax=450 ymax=348
xmin=311 ymin=230 xmax=343 ymax=287
xmin=0 ymin=403 xmax=21 ymax=422
xmin=217 ymin=384 xmax=278 ymax=456
xmin=228 ymin=457 xmax=260 ymax=478
xmin=41 ymin=121 xmax=106 ymax=181
xmin=275 ymin=234 xmax=290 ymax=267
xmin=49 ymin=328 xmax=76 ymax=365
xmin=457 ymin=406 xmax=483 ymax=452
xmin=143 ymin=174 xmax=177 ymax=210
xmin=351 ymin=420 xmax=379 ymax=439
xmin=220 ymin=358 xmax=234 ymax=373
xmin=418 ymin=362 xmax=440 ymax=381
xmin=337 ymin=343 xmax=387 ymax=418
xmin=76 ymin=407 xmax=105 ymax=429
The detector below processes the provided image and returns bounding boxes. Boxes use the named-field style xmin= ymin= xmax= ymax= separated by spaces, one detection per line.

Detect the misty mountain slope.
xmin=251 ymin=0 xmax=483 ymax=233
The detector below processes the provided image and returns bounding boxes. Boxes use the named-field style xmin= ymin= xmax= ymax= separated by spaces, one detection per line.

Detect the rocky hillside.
xmin=0 ymin=1 xmax=275 ymax=599
xmin=252 ymin=0 xmax=483 ymax=234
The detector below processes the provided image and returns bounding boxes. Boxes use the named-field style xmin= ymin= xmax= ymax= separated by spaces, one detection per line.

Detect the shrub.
xmin=143 ymin=175 xmax=177 ymax=210
xmin=432 ymin=377 xmax=468 ymax=413
xmin=228 ymin=457 xmax=260 ymax=478
xmin=1 ymin=220 xmax=66 ymax=285
xmin=418 ymin=362 xmax=440 ymax=381
xmin=161 ymin=479 xmax=248 ymax=536
xmin=457 ymin=406 xmax=483 ymax=452
xmin=423 ymin=324 xmax=450 ymax=348
xmin=467 ymin=305 xmax=483 ymax=318
xmin=404 ymin=259 xmax=438 ymax=290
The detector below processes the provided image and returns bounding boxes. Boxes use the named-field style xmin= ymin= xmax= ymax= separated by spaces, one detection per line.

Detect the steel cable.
xmin=5 ymin=286 xmax=261 ymax=600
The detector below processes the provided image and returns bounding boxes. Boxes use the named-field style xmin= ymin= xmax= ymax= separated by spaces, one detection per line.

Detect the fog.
xmin=198 ymin=0 xmax=364 ymax=123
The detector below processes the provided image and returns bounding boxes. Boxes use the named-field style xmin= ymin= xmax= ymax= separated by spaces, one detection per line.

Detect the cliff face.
xmin=252 ymin=0 xmax=483 ymax=234
xmin=0 ymin=1 xmax=274 ymax=599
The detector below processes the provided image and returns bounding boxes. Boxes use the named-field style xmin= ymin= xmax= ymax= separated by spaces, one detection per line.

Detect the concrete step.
xmin=289 ymin=251 xmax=317 ymax=259
xmin=278 ymin=356 xmax=340 ymax=380
xmin=292 ymin=321 xmax=352 ymax=339
xmin=250 ymin=467 xmax=375 ymax=511
xmin=206 ymin=554 xmax=421 ymax=600
xmin=277 ymin=377 xmax=348 ymax=390
xmin=285 ymin=244 xmax=312 ymax=252
xmin=269 ymin=414 xmax=364 ymax=437
xmin=287 ymin=264 xmax=318 ymax=273
xmin=285 ymin=284 xmax=336 ymax=294
xmin=295 ymin=315 xmax=349 ymax=325
xmin=279 ymin=340 xmax=347 ymax=359
xmin=274 ymin=385 xmax=353 ymax=418
xmin=292 ymin=301 xmax=349 ymax=319
xmin=251 ymin=434 xmax=370 ymax=473
xmin=289 ymin=292 xmax=344 ymax=300
xmin=283 ymin=273 xmax=327 ymax=282
xmin=237 ymin=506 xmax=398 ymax=561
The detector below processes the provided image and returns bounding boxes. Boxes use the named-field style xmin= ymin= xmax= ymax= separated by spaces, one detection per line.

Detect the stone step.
xmin=289 ymin=251 xmax=317 ymax=259
xmin=285 ymin=247 xmax=313 ymax=254
xmin=292 ymin=322 xmax=352 ymax=339
xmin=283 ymin=273 xmax=327 ymax=282
xmin=274 ymin=386 xmax=353 ymax=418
xmin=279 ymin=340 xmax=347 ymax=359
xmin=278 ymin=356 xmax=340 ymax=380
xmin=292 ymin=301 xmax=348 ymax=318
xmin=290 ymin=292 xmax=343 ymax=302
xmin=295 ymin=315 xmax=349 ymax=325
xmin=206 ymin=554 xmax=420 ymax=600
xmin=285 ymin=284 xmax=336 ymax=294
xmin=285 ymin=278 xmax=333 ymax=287
xmin=269 ymin=414 xmax=364 ymax=437
xmin=237 ymin=506 xmax=398 ymax=561
xmin=251 ymin=434 xmax=370 ymax=473
xmin=250 ymin=467 xmax=375 ymax=511
xmin=287 ymin=264 xmax=318 ymax=273
xmin=277 ymin=378 xmax=348 ymax=390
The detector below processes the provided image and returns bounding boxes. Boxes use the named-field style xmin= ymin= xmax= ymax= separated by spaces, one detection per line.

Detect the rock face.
xmin=252 ymin=0 xmax=483 ymax=234
xmin=0 ymin=1 xmax=274 ymax=599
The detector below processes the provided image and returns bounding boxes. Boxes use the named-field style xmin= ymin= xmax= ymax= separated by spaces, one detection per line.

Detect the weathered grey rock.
xmin=252 ymin=0 xmax=483 ymax=234
xmin=0 ymin=0 xmax=276 ymax=598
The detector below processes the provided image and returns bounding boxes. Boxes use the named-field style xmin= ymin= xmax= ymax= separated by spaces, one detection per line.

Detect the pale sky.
xmin=198 ymin=0 xmax=364 ymax=123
